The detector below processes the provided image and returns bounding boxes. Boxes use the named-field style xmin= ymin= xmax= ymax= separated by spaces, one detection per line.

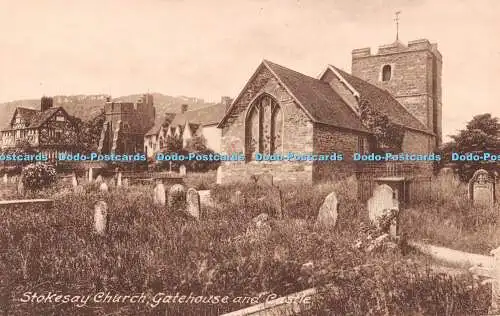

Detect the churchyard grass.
xmin=0 ymin=174 xmax=491 ymax=315
xmin=400 ymin=174 xmax=500 ymax=255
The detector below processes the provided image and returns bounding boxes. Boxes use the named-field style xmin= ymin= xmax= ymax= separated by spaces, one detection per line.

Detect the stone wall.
xmin=312 ymin=124 xmax=368 ymax=182
xmin=219 ymin=65 xmax=314 ymax=184
xmin=402 ymin=129 xmax=435 ymax=153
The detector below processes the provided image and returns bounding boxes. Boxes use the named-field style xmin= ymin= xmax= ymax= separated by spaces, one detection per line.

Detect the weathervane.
xmin=394 ymin=11 xmax=401 ymax=41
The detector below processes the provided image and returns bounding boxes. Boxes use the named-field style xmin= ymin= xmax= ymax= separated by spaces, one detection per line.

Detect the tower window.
xmin=382 ymin=65 xmax=392 ymax=81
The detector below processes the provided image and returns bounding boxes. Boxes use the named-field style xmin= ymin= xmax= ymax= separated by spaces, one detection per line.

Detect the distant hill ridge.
xmin=0 ymin=93 xmax=218 ymax=129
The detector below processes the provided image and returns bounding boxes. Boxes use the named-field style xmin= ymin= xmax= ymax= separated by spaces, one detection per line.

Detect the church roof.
xmin=218 ymin=60 xmax=432 ymax=135
xmin=330 ymin=66 xmax=431 ymax=133
xmin=263 ymin=60 xmax=369 ymax=133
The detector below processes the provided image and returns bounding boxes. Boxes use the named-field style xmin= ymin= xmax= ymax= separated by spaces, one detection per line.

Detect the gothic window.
xmin=382 ymin=65 xmax=392 ymax=81
xmin=245 ymin=94 xmax=283 ymax=161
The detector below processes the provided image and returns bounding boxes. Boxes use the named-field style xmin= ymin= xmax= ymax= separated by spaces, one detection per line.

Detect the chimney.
xmin=221 ymin=96 xmax=233 ymax=112
xmin=41 ymin=96 xmax=53 ymax=112
xmin=181 ymin=104 xmax=188 ymax=113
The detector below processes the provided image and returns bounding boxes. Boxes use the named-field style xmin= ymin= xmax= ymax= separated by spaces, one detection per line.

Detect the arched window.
xmin=245 ymin=95 xmax=282 ymax=161
xmin=382 ymin=65 xmax=392 ymax=81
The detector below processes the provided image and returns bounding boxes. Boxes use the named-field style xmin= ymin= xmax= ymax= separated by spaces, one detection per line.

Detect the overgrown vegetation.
xmin=0 ymin=174 xmax=492 ymax=315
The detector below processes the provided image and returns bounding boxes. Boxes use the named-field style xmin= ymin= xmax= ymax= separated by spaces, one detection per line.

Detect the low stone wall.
xmin=220 ymin=161 xmax=313 ymax=184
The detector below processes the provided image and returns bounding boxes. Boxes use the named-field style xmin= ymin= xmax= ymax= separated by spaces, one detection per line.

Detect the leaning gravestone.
xmin=168 ymin=184 xmax=186 ymax=211
xmin=17 ymin=175 xmax=25 ymax=197
xmin=367 ymin=184 xmax=398 ymax=227
xmin=468 ymin=169 xmax=495 ymax=207
xmin=256 ymin=173 xmax=273 ymax=187
xmin=95 ymin=175 xmax=103 ymax=183
xmin=72 ymin=173 xmax=78 ymax=188
xmin=186 ymin=188 xmax=201 ymax=220
xmin=94 ymin=201 xmax=108 ymax=236
xmin=99 ymin=182 xmax=108 ymax=193
xmin=179 ymin=165 xmax=187 ymax=176
xmin=316 ymin=191 xmax=338 ymax=227
xmin=88 ymin=168 xmax=93 ymax=183
xmin=153 ymin=182 xmax=166 ymax=206
xmin=116 ymin=172 xmax=122 ymax=187
xmin=216 ymin=166 xmax=223 ymax=185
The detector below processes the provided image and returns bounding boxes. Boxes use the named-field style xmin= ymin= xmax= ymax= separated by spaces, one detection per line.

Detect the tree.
xmin=359 ymin=99 xmax=405 ymax=153
xmin=74 ymin=110 xmax=105 ymax=154
xmin=442 ymin=113 xmax=500 ymax=181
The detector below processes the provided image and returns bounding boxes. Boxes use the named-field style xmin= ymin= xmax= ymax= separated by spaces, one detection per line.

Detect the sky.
xmin=0 ymin=0 xmax=498 ymax=140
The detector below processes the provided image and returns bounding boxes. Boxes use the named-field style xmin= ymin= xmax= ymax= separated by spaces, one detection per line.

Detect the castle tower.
xmin=351 ymin=39 xmax=442 ymax=146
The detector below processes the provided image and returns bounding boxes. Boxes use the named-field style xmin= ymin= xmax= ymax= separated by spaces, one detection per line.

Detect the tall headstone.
xmin=99 ymin=182 xmax=108 ymax=193
xmin=153 ymin=182 xmax=166 ymax=206
xmin=3 ymin=174 xmax=7 ymax=184
xmin=116 ymin=172 xmax=122 ymax=187
xmin=468 ymin=169 xmax=495 ymax=207
xmin=88 ymin=168 xmax=93 ymax=183
xmin=94 ymin=201 xmax=108 ymax=236
xmin=186 ymin=188 xmax=201 ymax=220
xmin=179 ymin=165 xmax=186 ymax=176
xmin=367 ymin=184 xmax=398 ymax=227
xmin=17 ymin=175 xmax=25 ymax=197
xmin=95 ymin=175 xmax=103 ymax=183
xmin=123 ymin=178 xmax=129 ymax=187
xmin=216 ymin=166 xmax=223 ymax=185
xmin=71 ymin=173 xmax=78 ymax=188
xmin=316 ymin=191 xmax=338 ymax=227
xmin=168 ymin=184 xmax=186 ymax=211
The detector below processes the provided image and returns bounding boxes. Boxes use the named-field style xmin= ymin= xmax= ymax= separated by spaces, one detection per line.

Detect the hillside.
xmin=0 ymin=93 xmax=218 ymax=129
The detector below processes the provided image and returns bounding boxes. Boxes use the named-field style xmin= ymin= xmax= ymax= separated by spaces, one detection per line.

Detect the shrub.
xmin=21 ymin=163 xmax=57 ymax=192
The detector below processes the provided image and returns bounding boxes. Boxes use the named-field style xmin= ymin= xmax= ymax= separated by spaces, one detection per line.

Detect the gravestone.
xmin=153 ymin=182 xmax=166 ymax=206
xmin=95 ymin=175 xmax=103 ymax=183
xmin=123 ymin=178 xmax=129 ymax=187
xmin=88 ymin=168 xmax=93 ymax=183
xmin=71 ymin=173 xmax=78 ymax=188
xmin=17 ymin=175 xmax=25 ymax=197
xmin=116 ymin=172 xmax=122 ymax=187
xmin=216 ymin=166 xmax=223 ymax=185
xmin=316 ymin=191 xmax=338 ymax=227
xmin=254 ymin=173 xmax=273 ymax=187
xmin=168 ymin=184 xmax=186 ymax=211
xmin=367 ymin=184 xmax=398 ymax=227
xmin=99 ymin=182 xmax=108 ymax=193
xmin=74 ymin=185 xmax=84 ymax=194
xmin=186 ymin=188 xmax=201 ymax=220
xmin=3 ymin=174 xmax=7 ymax=184
xmin=94 ymin=201 xmax=108 ymax=236
xmin=198 ymin=190 xmax=214 ymax=207
xmin=468 ymin=169 xmax=495 ymax=207
xmin=179 ymin=165 xmax=186 ymax=176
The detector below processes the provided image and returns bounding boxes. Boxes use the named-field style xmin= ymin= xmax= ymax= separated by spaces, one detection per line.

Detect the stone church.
xmin=217 ymin=39 xmax=442 ymax=184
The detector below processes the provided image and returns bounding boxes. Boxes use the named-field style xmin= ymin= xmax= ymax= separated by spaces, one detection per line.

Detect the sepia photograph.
xmin=0 ymin=0 xmax=499 ymax=315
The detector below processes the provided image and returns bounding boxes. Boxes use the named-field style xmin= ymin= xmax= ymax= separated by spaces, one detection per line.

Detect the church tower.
xmin=351 ymin=39 xmax=442 ymax=146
